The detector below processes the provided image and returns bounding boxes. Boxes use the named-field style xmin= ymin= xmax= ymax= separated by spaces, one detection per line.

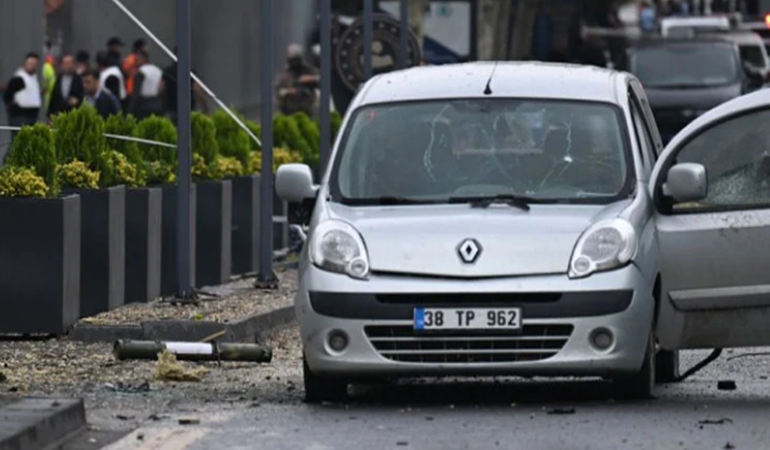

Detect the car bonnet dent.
xmin=326 ymin=200 xmax=631 ymax=278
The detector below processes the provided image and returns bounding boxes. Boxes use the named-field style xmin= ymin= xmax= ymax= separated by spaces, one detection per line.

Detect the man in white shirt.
xmin=127 ymin=50 xmax=165 ymax=120
xmin=3 ymin=52 xmax=42 ymax=141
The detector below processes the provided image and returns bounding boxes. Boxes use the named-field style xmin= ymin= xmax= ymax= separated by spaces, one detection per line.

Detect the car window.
xmin=331 ymin=99 xmax=634 ymax=204
xmin=629 ymin=97 xmax=654 ymax=177
xmin=672 ymin=108 xmax=770 ymax=212
xmin=629 ymin=44 xmax=739 ymax=88
xmin=740 ymin=44 xmax=766 ymax=68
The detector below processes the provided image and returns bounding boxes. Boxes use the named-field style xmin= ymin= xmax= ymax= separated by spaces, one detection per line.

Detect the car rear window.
xmin=629 ymin=44 xmax=739 ymax=88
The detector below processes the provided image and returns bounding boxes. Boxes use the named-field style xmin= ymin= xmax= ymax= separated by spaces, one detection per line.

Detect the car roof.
xmin=698 ymin=30 xmax=763 ymax=45
xmin=661 ymin=16 xmax=730 ymax=26
xmin=631 ymin=37 xmax=737 ymax=48
xmin=355 ymin=62 xmax=627 ymax=106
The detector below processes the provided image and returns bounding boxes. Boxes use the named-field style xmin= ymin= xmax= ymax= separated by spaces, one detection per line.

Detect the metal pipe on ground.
xmin=113 ymin=340 xmax=273 ymax=363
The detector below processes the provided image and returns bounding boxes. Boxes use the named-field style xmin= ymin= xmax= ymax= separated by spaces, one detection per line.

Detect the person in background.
xmin=640 ymin=1 xmax=657 ymax=33
xmin=106 ymin=36 xmax=125 ymax=68
xmin=75 ymin=50 xmax=90 ymax=76
xmin=3 ymin=53 xmax=42 ymax=140
xmin=82 ymin=69 xmax=120 ymax=119
xmin=275 ymin=44 xmax=319 ymax=117
xmin=127 ymin=50 xmax=165 ymax=120
xmin=163 ymin=47 xmax=209 ymax=124
xmin=96 ymin=50 xmax=126 ymax=109
xmin=123 ymin=39 xmax=147 ymax=98
xmin=41 ymin=50 xmax=57 ymax=118
xmin=48 ymin=53 xmax=84 ymax=118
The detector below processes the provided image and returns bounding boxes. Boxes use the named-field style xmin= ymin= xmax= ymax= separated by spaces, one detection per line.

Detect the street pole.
xmin=319 ymin=0 xmax=332 ymax=175
xmin=257 ymin=0 xmax=276 ymax=287
xmin=364 ymin=0 xmax=373 ymax=80
xmin=175 ymin=0 xmax=192 ymax=299
xmin=399 ymin=0 xmax=409 ymax=69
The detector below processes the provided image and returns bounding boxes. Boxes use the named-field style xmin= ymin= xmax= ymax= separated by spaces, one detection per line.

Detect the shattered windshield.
xmin=630 ymin=44 xmax=739 ymax=88
xmin=331 ymin=99 xmax=634 ymax=204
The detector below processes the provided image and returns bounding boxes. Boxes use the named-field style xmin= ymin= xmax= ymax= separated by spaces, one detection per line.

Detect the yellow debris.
xmin=153 ymin=350 xmax=208 ymax=382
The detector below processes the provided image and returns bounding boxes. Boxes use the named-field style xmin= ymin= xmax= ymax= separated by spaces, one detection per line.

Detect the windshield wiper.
xmin=447 ymin=194 xmax=538 ymax=211
xmin=340 ymin=196 xmax=439 ymax=206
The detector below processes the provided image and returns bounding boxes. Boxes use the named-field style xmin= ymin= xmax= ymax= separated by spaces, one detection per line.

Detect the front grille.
xmin=364 ymin=324 xmax=573 ymax=364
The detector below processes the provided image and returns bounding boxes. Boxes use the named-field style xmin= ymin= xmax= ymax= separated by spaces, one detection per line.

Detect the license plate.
xmin=413 ymin=307 xmax=522 ymax=331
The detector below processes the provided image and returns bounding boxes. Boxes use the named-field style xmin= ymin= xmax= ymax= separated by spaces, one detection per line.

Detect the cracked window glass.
xmin=673 ymin=109 xmax=770 ymax=212
xmin=331 ymin=99 xmax=634 ymax=204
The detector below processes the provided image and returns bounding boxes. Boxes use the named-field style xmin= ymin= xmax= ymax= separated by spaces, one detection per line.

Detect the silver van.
xmin=277 ymin=62 xmax=770 ymax=403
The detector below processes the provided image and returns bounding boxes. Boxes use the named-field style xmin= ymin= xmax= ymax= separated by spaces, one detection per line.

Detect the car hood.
xmin=325 ymin=201 xmax=631 ymax=278
xmin=645 ymin=83 xmax=742 ymax=111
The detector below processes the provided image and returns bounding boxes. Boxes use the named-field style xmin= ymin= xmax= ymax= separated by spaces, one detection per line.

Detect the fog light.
xmin=347 ymin=257 xmax=369 ymax=279
xmin=328 ymin=330 xmax=349 ymax=352
xmin=591 ymin=328 xmax=614 ymax=350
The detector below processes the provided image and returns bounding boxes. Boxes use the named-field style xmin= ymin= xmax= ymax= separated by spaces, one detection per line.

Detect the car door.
xmin=651 ymin=91 xmax=770 ymax=350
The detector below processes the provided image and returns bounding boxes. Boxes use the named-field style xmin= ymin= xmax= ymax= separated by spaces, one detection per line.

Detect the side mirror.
xmin=663 ymin=163 xmax=707 ymax=203
xmin=744 ymin=63 xmax=765 ymax=88
xmin=276 ymin=164 xmax=318 ymax=204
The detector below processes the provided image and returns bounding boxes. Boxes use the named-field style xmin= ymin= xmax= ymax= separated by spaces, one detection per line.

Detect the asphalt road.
xmin=88 ymin=347 xmax=770 ymax=450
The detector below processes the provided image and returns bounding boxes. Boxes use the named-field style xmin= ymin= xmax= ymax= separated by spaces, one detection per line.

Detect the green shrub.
xmin=249 ymin=148 xmax=302 ymax=174
xmin=191 ymin=112 xmax=220 ymax=181
xmin=212 ymin=109 xmax=250 ymax=172
xmin=135 ymin=115 xmax=177 ymax=165
xmin=274 ymin=114 xmax=312 ymax=165
xmin=57 ymin=160 xmax=100 ymax=190
xmin=214 ymin=156 xmax=244 ymax=179
xmin=0 ymin=166 xmax=48 ymax=198
xmin=96 ymin=150 xmax=141 ymax=188
xmin=5 ymin=123 xmax=57 ymax=191
xmin=146 ymin=161 xmax=176 ymax=185
xmin=104 ymin=114 xmax=142 ymax=166
xmin=52 ymin=105 xmax=107 ymax=167
xmin=292 ymin=112 xmax=320 ymax=166
xmin=245 ymin=120 xmax=262 ymax=150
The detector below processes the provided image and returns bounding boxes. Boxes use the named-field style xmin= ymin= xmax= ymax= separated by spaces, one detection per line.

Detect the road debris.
xmin=116 ymin=414 xmax=135 ymax=420
xmin=105 ymin=381 xmax=151 ymax=393
xmin=0 ymin=371 xmax=6 ymax=383
xmin=718 ymin=380 xmax=737 ymax=391
xmin=114 ymin=340 xmax=273 ymax=363
xmin=698 ymin=418 xmax=733 ymax=425
xmin=725 ymin=442 xmax=736 ymax=449
xmin=154 ymin=350 xmax=209 ymax=382
xmin=546 ymin=407 xmax=576 ymax=415
xmin=178 ymin=417 xmax=201 ymax=425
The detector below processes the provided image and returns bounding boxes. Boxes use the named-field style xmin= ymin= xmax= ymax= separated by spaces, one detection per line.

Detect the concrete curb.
xmin=68 ymin=306 xmax=296 ymax=344
xmin=0 ymin=398 xmax=86 ymax=450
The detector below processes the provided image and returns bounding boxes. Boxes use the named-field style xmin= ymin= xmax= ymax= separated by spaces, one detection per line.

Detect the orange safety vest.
xmin=122 ymin=53 xmax=140 ymax=95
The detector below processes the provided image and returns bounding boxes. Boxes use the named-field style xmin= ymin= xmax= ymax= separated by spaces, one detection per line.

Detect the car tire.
xmin=655 ymin=349 xmax=680 ymax=383
xmin=613 ymin=332 xmax=655 ymax=400
xmin=303 ymin=354 xmax=349 ymax=404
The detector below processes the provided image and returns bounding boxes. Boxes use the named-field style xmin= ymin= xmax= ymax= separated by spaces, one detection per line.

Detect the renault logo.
xmin=457 ymin=239 xmax=482 ymax=264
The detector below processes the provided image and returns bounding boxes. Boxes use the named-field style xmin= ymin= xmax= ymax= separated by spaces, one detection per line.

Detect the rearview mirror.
xmin=663 ymin=163 xmax=707 ymax=203
xmin=276 ymin=164 xmax=318 ymax=204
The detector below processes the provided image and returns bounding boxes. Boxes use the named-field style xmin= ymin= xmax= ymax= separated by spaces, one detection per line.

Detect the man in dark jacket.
xmin=82 ymin=69 xmax=120 ymax=119
xmin=3 ymin=52 xmax=42 ymax=140
xmin=48 ymin=53 xmax=85 ymax=118
xmin=163 ymin=47 xmax=209 ymax=124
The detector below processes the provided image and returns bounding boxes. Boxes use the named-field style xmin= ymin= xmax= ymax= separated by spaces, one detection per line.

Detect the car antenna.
xmin=484 ymin=61 xmax=498 ymax=95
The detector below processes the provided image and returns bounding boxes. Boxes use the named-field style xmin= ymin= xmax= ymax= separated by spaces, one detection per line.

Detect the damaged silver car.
xmin=277 ymin=61 xmax=770 ymax=402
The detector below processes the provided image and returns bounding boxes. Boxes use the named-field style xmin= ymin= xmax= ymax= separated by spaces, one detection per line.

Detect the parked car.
xmin=628 ymin=38 xmax=762 ymax=143
xmin=697 ymin=30 xmax=770 ymax=81
xmin=277 ymin=61 xmax=770 ymax=403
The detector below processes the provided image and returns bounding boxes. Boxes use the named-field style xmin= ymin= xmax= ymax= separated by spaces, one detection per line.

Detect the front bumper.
xmin=297 ymin=265 xmax=654 ymax=378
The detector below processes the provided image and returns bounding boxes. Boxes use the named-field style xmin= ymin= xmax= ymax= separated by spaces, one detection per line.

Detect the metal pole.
xmin=364 ymin=0 xmax=373 ymax=80
xmin=319 ymin=0 xmax=332 ymax=175
xmin=257 ymin=0 xmax=276 ymax=286
xmin=109 ymin=0 xmax=262 ymax=149
xmin=176 ymin=0 xmax=192 ymax=299
xmin=399 ymin=0 xmax=409 ymax=69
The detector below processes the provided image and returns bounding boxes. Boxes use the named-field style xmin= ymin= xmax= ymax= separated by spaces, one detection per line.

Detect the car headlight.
xmin=568 ymin=219 xmax=637 ymax=279
xmin=309 ymin=220 xmax=370 ymax=279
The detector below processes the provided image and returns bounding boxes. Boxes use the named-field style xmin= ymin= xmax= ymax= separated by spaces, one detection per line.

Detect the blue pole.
xmin=175 ymin=0 xmax=192 ymax=299
xmin=364 ymin=0 xmax=373 ymax=80
xmin=257 ymin=0 xmax=275 ymax=285
xmin=319 ymin=0 xmax=332 ymax=175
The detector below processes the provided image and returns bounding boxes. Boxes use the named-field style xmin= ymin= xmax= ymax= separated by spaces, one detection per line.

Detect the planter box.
xmin=0 ymin=195 xmax=81 ymax=334
xmin=195 ymin=180 xmax=233 ymax=287
xmin=125 ymin=187 xmax=162 ymax=303
xmin=160 ymin=184 xmax=197 ymax=296
xmin=231 ymin=174 xmax=260 ymax=275
xmin=64 ymin=186 xmax=126 ymax=318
